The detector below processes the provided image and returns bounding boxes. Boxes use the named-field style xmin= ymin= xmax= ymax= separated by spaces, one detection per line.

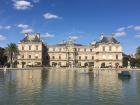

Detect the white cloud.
xmin=0 ymin=25 xmax=11 ymax=30
xmin=17 ymin=24 xmax=33 ymax=33
xmin=32 ymin=0 xmax=40 ymax=3
xmin=117 ymin=27 xmax=125 ymax=32
xmin=21 ymin=28 xmax=33 ymax=33
xmin=134 ymin=26 xmax=140 ymax=31
xmin=0 ymin=35 xmax=6 ymax=41
xmin=13 ymin=0 xmax=33 ymax=10
xmin=17 ymin=24 xmax=29 ymax=29
xmin=43 ymin=12 xmax=61 ymax=20
xmin=41 ymin=33 xmax=54 ymax=38
xmin=5 ymin=26 xmax=11 ymax=29
xmin=68 ymin=35 xmax=82 ymax=40
xmin=114 ymin=31 xmax=126 ymax=37
xmin=127 ymin=25 xmax=134 ymax=29
xmin=135 ymin=34 xmax=140 ymax=38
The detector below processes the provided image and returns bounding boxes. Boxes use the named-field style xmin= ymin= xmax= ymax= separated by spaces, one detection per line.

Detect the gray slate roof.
xmin=20 ymin=35 xmax=41 ymax=42
xmin=98 ymin=36 xmax=119 ymax=44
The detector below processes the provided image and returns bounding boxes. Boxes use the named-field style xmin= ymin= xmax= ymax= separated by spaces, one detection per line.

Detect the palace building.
xmin=48 ymin=34 xmax=122 ymax=68
xmin=17 ymin=33 xmax=122 ymax=68
xmin=17 ymin=33 xmax=48 ymax=68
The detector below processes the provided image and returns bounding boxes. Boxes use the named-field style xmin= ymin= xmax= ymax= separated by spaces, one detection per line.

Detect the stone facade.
xmin=17 ymin=33 xmax=122 ymax=68
xmin=17 ymin=34 xmax=48 ymax=68
xmin=48 ymin=35 xmax=122 ymax=68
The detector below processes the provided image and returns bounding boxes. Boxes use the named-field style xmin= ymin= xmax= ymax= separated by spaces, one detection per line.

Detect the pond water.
xmin=0 ymin=69 xmax=140 ymax=105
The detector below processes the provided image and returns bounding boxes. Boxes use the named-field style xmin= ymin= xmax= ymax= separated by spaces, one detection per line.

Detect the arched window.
xmin=102 ymin=46 xmax=105 ymax=51
xmin=101 ymin=63 xmax=105 ymax=68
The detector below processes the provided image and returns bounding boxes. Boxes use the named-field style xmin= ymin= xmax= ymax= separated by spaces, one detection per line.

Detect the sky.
xmin=0 ymin=0 xmax=140 ymax=54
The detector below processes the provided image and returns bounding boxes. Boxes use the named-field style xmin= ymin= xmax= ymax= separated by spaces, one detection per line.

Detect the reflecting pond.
xmin=0 ymin=69 xmax=140 ymax=105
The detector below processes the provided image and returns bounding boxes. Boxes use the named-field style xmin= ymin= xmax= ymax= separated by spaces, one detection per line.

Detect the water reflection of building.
xmin=15 ymin=70 xmax=42 ymax=90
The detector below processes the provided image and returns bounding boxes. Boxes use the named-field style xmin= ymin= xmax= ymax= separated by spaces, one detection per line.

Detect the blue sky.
xmin=0 ymin=0 xmax=140 ymax=54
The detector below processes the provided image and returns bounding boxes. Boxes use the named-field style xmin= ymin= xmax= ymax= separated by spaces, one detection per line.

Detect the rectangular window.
xmin=79 ymin=56 xmax=81 ymax=60
xmin=103 ymin=55 xmax=106 ymax=59
xmin=92 ymin=56 xmax=94 ymax=60
xmin=103 ymin=46 xmax=105 ymax=51
xmin=109 ymin=46 xmax=112 ymax=51
xmin=85 ymin=56 xmax=87 ymax=60
xmin=84 ymin=48 xmax=86 ymax=52
xmin=35 ymin=54 xmax=38 ymax=59
xmin=59 ymin=48 xmax=61 ymax=51
xmin=29 ymin=46 xmax=31 ymax=50
xmin=36 ymin=45 xmax=38 ymax=50
xmin=109 ymin=55 xmax=112 ymax=59
xmin=52 ymin=56 xmax=55 ymax=59
xmin=22 ymin=55 xmax=24 ymax=59
xmin=79 ymin=62 xmax=81 ymax=66
xmin=22 ymin=46 xmax=24 ymax=50
xmin=29 ymin=55 xmax=31 ymax=59
xmin=59 ymin=55 xmax=61 ymax=59
xmin=74 ymin=48 xmax=77 ymax=51
xmin=78 ymin=48 xmax=80 ymax=51
xmin=116 ymin=46 xmax=119 ymax=51
xmin=53 ymin=48 xmax=55 ymax=51
xmin=90 ymin=49 xmax=92 ymax=52
xmin=58 ymin=62 xmax=61 ymax=66
xmin=116 ymin=55 xmax=118 ymax=60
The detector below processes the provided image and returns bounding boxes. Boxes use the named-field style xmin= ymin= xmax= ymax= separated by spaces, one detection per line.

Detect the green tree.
xmin=0 ymin=47 xmax=7 ymax=67
xmin=136 ymin=46 xmax=140 ymax=59
xmin=135 ymin=46 xmax=140 ymax=67
xmin=5 ymin=43 xmax=18 ymax=68
xmin=123 ymin=53 xmax=130 ymax=67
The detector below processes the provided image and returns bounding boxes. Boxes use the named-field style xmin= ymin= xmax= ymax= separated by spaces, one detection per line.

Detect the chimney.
xmin=25 ymin=33 xmax=28 ymax=37
xmin=91 ymin=40 xmax=96 ymax=45
xmin=36 ymin=33 xmax=40 ymax=39
xmin=112 ymin=33 xmax=115 ymax=38
xmin=100 ymin=33 xmax=104 ymax=40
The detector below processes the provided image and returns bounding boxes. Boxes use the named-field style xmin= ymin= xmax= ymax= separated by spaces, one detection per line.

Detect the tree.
xmin=136 ymin=46 xmax=140 ymax=59
xmin=5 ymin=43 xmax=18 ymax=68
xmin=0 ymin=47 xmax=7 ymax=67
xmin=135 ymin=46 xmax=140 ymax=68
xmin=122 ymin=53 xmax=130 ymax=67
xmin=130 ymin=58 xmax=137 ymax=68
